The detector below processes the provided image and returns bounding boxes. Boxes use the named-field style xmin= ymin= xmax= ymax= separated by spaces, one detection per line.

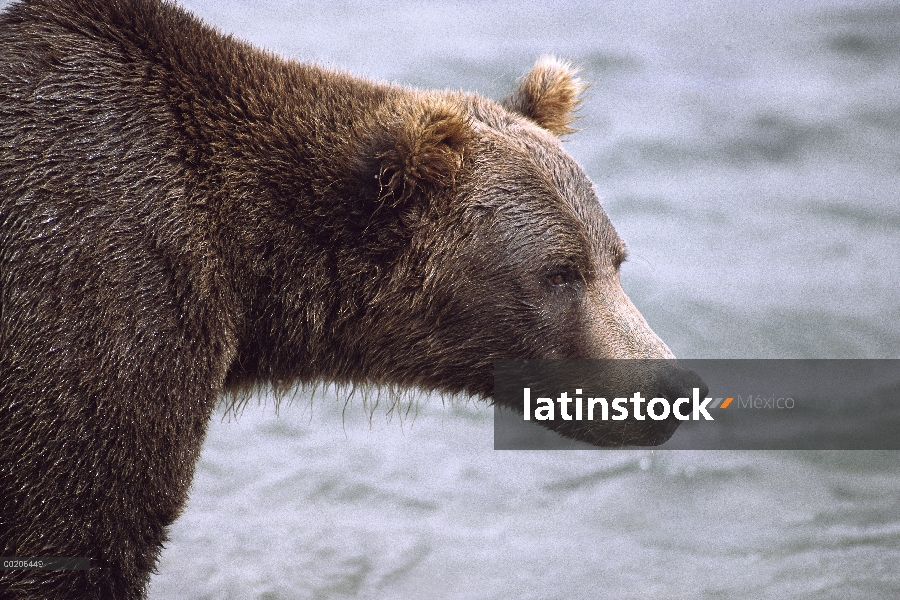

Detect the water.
xmin=3 ymin=0 xmax=897 ymax=596
xmin=155 ymin=400 xmax=900 ymax=599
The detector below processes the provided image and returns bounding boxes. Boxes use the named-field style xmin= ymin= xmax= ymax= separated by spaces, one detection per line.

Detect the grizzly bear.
xmin=0 ymin=0 xmax=705 ymax=597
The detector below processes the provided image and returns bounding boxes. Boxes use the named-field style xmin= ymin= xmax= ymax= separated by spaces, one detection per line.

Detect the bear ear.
xmin=501 ymin=55 xmax=586 ymax=136
xmin=361 ymin=97 xmax=473 ymax=206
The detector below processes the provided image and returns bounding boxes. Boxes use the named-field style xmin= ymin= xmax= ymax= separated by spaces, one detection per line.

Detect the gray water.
xmin=6 ymin=0 xmax=897 ymax=596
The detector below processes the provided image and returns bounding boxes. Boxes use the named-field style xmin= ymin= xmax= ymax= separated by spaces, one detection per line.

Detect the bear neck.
xmin=139 ymin=4 xmax=408 ymax=387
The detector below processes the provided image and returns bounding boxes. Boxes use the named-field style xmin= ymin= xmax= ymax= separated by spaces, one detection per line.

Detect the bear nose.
xmin=655 ymin=364 xmax=708 ymax=404
xmin=640 ymin=363 xmax=708 ymax=444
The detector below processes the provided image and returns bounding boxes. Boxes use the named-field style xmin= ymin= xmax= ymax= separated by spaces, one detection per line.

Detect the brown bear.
xmin=0 ymin=0 xmax=705 ymax=597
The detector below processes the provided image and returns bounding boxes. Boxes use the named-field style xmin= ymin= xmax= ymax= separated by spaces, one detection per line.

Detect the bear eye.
xmin=549 ymin=273 xmax=567 ymax=286
xmin=546 ymin=267 xmax=578 ymax=287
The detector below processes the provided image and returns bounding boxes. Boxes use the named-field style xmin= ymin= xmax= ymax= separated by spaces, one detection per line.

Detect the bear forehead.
xmin=458 ymin=103 xmax=624 ymax=268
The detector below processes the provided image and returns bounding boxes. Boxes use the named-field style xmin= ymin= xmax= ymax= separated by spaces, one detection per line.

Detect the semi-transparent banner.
xmin=493 ymin=360 xmax=900 ymax=450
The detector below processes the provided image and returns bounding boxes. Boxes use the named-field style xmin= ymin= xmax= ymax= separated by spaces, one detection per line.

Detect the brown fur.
xmin=502 ymin=55 xmax=587 ymax=136
xmin=0 ymin=1 xmax=701 ymax=598
xmin=365 ymin=96 xmax=473 ymax=204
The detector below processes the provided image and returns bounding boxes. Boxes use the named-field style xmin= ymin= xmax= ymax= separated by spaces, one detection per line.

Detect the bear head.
xmin=233 ymin=56 xmax=705 ymax=446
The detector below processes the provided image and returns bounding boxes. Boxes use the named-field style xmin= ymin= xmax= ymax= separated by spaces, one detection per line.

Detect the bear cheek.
xmin=583 ymin=280 xmax=675 ymax=361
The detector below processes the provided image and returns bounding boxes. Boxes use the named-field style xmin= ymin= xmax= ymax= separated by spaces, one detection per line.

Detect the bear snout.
xmin=640 ymin=363 xmax=709 ymax=444
xmin=652 ymin=363 xmax=709 ymax=407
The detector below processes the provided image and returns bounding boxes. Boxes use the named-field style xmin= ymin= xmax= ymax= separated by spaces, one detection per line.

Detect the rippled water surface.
xmin=6 ymin=0 xmax=895 ymax=596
